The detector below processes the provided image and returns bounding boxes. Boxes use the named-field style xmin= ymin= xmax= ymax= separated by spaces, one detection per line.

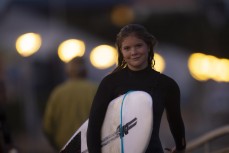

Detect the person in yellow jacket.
xmin=43 ymin=57 xmax=97 ymax=151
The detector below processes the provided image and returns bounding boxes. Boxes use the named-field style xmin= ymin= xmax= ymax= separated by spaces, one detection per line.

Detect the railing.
xmin=186 ymin=125 xmax=229 ymax=153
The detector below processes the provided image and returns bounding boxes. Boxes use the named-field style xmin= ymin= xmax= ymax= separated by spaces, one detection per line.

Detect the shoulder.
xmin=82 ymin=80 xmax=98 ymax=92
xmin=80 ymin=79 xmax=98 ymax=87
xmin=158 ymin=73 xmax=180 ymax=90
xmin=101 ymin=69 xmax=126 ymax=83
xmin=47 ymin=82 xmax=70 ymax=101
xmin=97 ymin=69 xmax=126 ymax=91
xmin=51 ymin=82 xmax=67 ymax=93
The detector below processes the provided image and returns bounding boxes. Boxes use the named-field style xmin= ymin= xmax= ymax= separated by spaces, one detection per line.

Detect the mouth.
xmin=132 ymin=57 xmax=140 ymax=60
xmin=131 ymin=59 xmax=139 ymax=62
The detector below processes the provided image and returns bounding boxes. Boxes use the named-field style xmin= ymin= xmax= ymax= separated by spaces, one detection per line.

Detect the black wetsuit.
xmin=87 ymin=66 xmax=186 ymax=153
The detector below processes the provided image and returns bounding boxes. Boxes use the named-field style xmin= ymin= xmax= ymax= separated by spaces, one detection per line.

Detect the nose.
xmin=130 ymin=48 xmax=137 ymax=55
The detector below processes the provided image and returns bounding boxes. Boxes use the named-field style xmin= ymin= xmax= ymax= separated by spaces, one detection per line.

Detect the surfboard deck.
xmin=60 ymin=91 xmax=153 ymax=153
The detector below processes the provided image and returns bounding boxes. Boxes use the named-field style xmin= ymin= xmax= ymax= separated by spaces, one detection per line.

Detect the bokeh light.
xmin=16 ymin=33 xmax=42 ymax=57
xmin=111 ymin=4 xmax=135 ymax=27
xmin=214 ymin=58 xmax=229 ymax=82
xmin=188 ymin=53 xmax=229 ymax=82
xmin=188 ymin=53 xmax=209 ymax=81
xmin=154 ymin=53 xmax=165 ymax=72
xmin=58 ymin=39 xmax=85 ymax=63
xmin=90 ymin=45 xmax=117 ymax=69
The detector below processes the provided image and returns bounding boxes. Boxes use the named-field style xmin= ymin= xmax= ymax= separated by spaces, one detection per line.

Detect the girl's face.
xmin=121 ymin=34 xmax=149 ymax=71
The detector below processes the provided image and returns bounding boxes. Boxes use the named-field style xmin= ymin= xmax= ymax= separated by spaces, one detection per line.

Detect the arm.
xmin=165 ymin=79 xmax=186 ymax=151
xmin=43 ymin=91 xmax=58 ymax=149
xmin=87 ymin=77 xmax=112 ymax=153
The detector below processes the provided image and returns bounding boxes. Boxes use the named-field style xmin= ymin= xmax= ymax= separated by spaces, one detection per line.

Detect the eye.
xmin=136 ymin=43 xmax=143 ymax=48
xmin=122 ymin=46 xmax=130 ymax=51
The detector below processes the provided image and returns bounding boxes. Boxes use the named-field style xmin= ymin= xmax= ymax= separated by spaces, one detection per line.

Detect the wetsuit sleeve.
xmin=165 ymin=79 xmax=186 ymax=151
xmin=87 ymin=77 xmax=112 ymax=153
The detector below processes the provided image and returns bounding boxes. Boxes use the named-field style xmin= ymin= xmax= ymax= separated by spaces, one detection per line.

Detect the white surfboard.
xmin=60 ymin=91 xmax=153 ymax=153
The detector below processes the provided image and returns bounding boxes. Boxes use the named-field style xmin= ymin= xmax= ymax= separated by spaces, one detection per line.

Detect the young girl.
xmin=87 ymin=24 xmax=186 ymax=153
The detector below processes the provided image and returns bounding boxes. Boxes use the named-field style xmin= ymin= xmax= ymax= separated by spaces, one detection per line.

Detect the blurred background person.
xmin=42 ymin=57 xmax=98 ymax=151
